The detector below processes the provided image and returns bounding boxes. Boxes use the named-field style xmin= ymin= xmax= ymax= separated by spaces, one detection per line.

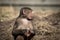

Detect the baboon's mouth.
xmin=27 ymin=18 xmax=33 ymax=21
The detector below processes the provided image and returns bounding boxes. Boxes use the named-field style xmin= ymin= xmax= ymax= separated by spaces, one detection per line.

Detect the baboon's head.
xmin=19 ymin=7 xmax=33 ymax=20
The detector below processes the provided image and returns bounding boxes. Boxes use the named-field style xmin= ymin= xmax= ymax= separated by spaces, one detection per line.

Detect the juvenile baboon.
xmin=12 ymin=7 xmax=35 ymax=40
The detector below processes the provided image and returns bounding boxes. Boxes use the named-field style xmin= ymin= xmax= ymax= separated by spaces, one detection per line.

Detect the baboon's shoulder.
xmin=16 ymin=18 xmax=23 ymax=24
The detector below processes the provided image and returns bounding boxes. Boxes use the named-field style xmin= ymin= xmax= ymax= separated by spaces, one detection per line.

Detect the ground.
xmin=0 ymin=6 xmax=60 ymax=40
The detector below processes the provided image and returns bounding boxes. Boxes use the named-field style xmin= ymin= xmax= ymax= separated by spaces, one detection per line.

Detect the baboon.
xmin=12 ymin=7 xmax=35 ymax=40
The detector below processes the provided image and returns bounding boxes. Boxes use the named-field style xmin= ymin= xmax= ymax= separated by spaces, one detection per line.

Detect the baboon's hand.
xmin=24 ymin=30 xmax=31 ymax=37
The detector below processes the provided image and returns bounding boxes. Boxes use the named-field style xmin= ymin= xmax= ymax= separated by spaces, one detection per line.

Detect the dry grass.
xmin=0 ymin=6 xmax=19 ymax=22
xmin=0 ymin=6 xmax=60 ymax=40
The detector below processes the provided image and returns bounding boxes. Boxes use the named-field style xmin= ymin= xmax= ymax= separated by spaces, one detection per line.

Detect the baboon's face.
xmin=23 ymin=9 xmax=33 ymax=19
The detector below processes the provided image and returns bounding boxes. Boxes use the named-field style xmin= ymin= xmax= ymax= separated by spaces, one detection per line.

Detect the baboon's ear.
xmin=23 ymin=9 xmax=26 ymax=15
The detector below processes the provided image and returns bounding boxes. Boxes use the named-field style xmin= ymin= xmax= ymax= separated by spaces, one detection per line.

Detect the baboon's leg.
xmin=23 ymin=35 xmax=27 ymax=40
xmin=12 ymin=30 xmax=24 ymax=40
xmin=27 ymin=33 xmax=35 ymax=40
xmin=13 ymin=36 xmax=17 ymax=40
xmin=16 ymin=36 xmax=24 ymax=40
xmin=23 ymin=33 xmax=35 ymax=40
